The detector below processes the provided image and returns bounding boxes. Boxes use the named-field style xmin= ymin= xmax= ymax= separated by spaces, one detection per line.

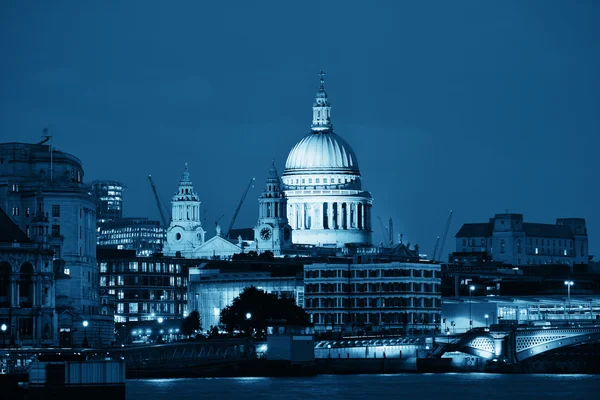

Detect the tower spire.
xmin=311 ymin=70 xmax=332 ymax=132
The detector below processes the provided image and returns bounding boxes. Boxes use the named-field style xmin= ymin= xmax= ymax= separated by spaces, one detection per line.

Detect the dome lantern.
xmin=311 ymin=70 xmax=332 ymax=132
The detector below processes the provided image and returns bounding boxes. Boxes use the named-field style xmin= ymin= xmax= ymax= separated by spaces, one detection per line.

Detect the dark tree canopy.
xmin=220 ymin=286 xmax=309 ymax=337
xmin=181 ymin=310 xmax=201 ymax=337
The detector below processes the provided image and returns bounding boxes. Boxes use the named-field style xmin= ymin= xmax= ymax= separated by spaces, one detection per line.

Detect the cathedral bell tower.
xmin=254 ymin=161 xmax=293 ymax=255
xmin=163 ymin=163 xmax=206 ymax=257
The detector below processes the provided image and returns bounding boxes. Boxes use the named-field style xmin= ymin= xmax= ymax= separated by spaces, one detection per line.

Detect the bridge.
xmin=429 ymin=322 xmax=600 ymax=363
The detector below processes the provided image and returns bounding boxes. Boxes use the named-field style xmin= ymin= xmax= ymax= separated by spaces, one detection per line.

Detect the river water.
xmin=127 ymin=374 xmax=600 ymax=400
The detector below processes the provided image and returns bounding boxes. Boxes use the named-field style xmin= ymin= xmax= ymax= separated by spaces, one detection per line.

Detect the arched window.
xmin=19 ymin=263 xmax=34 ymax=307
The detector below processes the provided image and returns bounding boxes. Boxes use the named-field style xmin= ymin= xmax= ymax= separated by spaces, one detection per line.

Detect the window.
xmin=535 ymin=247 xmax=539 ymax=255
xmin=12 ymin=207 xmax=19 ymax=216
xmin=64 ymin=268 xmax=70 ymax=275
xmin=51 ymin=224 xmax=60 ymax=237
xmin=517 ymin=240 xmax=521 ymax=254
xmin=25 ymin=225 xmax=30 ymax=237
xmin=500 ymin=240 xmax=505 ymax=253
xmin=323 ymin=178 xmax=327 ymax=183
xmin=12 ymin=184 xmax=19 ymax=192
xmin=25 ymin=208 xmax=30 ymax=217
xmin=52 ymin=205 xmax=60 ymax=217
xmin=316 ymin=178 xmax=320 ymax=183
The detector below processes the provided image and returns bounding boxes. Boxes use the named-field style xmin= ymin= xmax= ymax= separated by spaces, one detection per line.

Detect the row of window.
xmin=99 ymin=262 xmax=183 ymax=274
xmin=311 ymin=311 xmax=439 ymax=325
xmin=285 ymin=176 xmax=352 ymax=185
xmin=306 ymin=297 xmax=441 ymax=309
xmin=305 ymin=268 xmax=439 ymax=279
xmin=100 ymin=275 xmax=187 ymax=288
xmin=305 ymin=282 xmax=440 ymax=294
xmin=11 ymin=204 xmax=61 ymax=218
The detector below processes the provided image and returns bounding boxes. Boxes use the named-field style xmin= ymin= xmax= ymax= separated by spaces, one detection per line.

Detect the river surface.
xmin=127 ymin=374 xmax=600 ymax=400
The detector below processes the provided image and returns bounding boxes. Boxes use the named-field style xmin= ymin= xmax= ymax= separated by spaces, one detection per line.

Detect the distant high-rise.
xmin=90 ymin=180 xmax=124 ymax=223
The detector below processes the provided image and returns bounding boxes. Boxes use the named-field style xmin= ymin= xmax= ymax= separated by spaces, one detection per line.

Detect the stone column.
xmin=300 ymin=204 xmax=305 ymax=229
xmin=327 ymin=202 xmax=333 ymax=229
xmin=337 ymin=203 xmax=343 ymax=229
xmin=10 ymin=275 xmax=19 ymax=307
xmin=352 ymin=203 xmax=358 ymax=228
xmin=360 ymin=203 xmax=365 ymax=230
xmin=31 ymin=276 xmax=37 ymax=307
xmin=346 ymin=202 xmax=351 ymax=229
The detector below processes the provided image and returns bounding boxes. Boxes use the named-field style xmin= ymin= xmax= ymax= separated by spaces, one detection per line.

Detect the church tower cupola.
xmin=254 ymin=161 xmax=293 ymax=255
xmin=163 ymin=162 xmax=206 ymax=257
xmin=311 ymin=70 xmax=332 ymax=132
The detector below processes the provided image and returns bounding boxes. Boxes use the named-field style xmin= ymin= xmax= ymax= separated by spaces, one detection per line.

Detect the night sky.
xmin=1 ymin=1 xmax=599 ymax=257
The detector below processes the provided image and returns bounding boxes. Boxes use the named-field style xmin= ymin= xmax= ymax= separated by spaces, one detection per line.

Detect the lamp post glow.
xmin=157 ymin=317 xmax=164 ymax=324
xmin=564 ymin=281 xmax=574 ymax=320
xmin=245 ymin=312 xmax=252 ymax=320
xmin=82 ymin=320 xmax=89 ymax=348
xmin=485 ymin=314 xmax=489 ymax=329
xmin=469 ymin=285 xmax=475 ymax=330
xmin=1 ymin=323 xmax=6 ymax=347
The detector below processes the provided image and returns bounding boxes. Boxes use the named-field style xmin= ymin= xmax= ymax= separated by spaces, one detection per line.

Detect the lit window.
xmin=535 ymin=247 xmax=539 ymax=255
xmin=64 ymin=268 xmax=70 ymax=275
xmin=564 ymin=249 xmax=567 ymax=256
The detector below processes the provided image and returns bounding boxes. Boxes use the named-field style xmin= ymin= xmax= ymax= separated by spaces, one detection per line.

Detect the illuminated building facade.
xmin=90 ymin=180 xmax=124 ymax=223
xmin=98 ymin=248 xmax=195 ymax=323
xmin=304 ymin=258 xmax=442 ymax=335
xmin=188 ymin=261 xmax=304 ymax=330
xmin=163 ymin=163 xmax=206 ymax=258
xmin=282 ymin=73 xmax=373 ymax=248
xmin=455 ymin=213 xmax=589 ymax=266
xmin=253 ymin=162 xmax=293 ymax=255
xmin=97 ymin=217 xmax=164 ymax=257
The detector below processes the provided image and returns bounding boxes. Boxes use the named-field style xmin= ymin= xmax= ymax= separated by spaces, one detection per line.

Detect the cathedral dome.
xmin=284 ymin=71 xmax=360 ymax=175
xmin=284 ymin=131 xmax=359 ymax=173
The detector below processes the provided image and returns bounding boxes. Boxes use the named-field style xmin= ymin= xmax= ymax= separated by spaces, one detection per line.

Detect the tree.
xmin=220 ymin=286 xmax=309 ymax=338
xmin=181 ymin=310 xmax=201 ymax=337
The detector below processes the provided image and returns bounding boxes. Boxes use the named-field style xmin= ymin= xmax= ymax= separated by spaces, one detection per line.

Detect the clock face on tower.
xmin=260 ymin=227 xmax=272 ymax=241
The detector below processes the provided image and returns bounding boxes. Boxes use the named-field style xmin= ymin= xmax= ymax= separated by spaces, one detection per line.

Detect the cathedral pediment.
xmin=198 ymin=235 xmax=242 ymax=253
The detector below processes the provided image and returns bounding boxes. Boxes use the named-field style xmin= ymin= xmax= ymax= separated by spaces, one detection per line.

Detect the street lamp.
xmin=564 ymin=281 xmax=574 ymax=320
xmin=245 ymin=312 xmax=252 ymax=320
xmin=157 ymin=317 xmax=164 ymax=324
xmin=1 ymin=323 xmax=6 ymax=347
xmin=485 ymin=314 xmax=489 ymax=329
xmin=82 ymin=320 xmax=89 ymax=348
xmin=469 ymin=285 xmax=475 ymax=330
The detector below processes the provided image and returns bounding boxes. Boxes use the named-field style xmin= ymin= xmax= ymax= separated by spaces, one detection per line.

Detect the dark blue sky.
xmin=1 ymin=1 xmax=599 ymax=257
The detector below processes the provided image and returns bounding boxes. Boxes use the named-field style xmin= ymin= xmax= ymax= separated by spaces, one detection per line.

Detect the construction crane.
xmin=435 ymin=210 xmax=453 ymax=262
xmin=148 ymin=175 xmax=170 ymax=227
xmin=226 ymin=177 xmax=255 ymax=239
xmin=215 ymin=214 xmax=225 ymax=226
xmin=378 ymin=216 xmax=388 ymax=247
xmin=431 ymin=236 xmax=440 ymax=261
xmin=388 ymin=217 xmax=394 ymax=247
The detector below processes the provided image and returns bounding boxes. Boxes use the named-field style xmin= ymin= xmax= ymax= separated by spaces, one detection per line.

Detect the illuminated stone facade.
xmin=163 ymin=163 xmax=206 ymax=257
xmin=253 ymin=162 xmax=293 ymax=255
xmin=282 ymin=73 xmax=373 ymax=247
